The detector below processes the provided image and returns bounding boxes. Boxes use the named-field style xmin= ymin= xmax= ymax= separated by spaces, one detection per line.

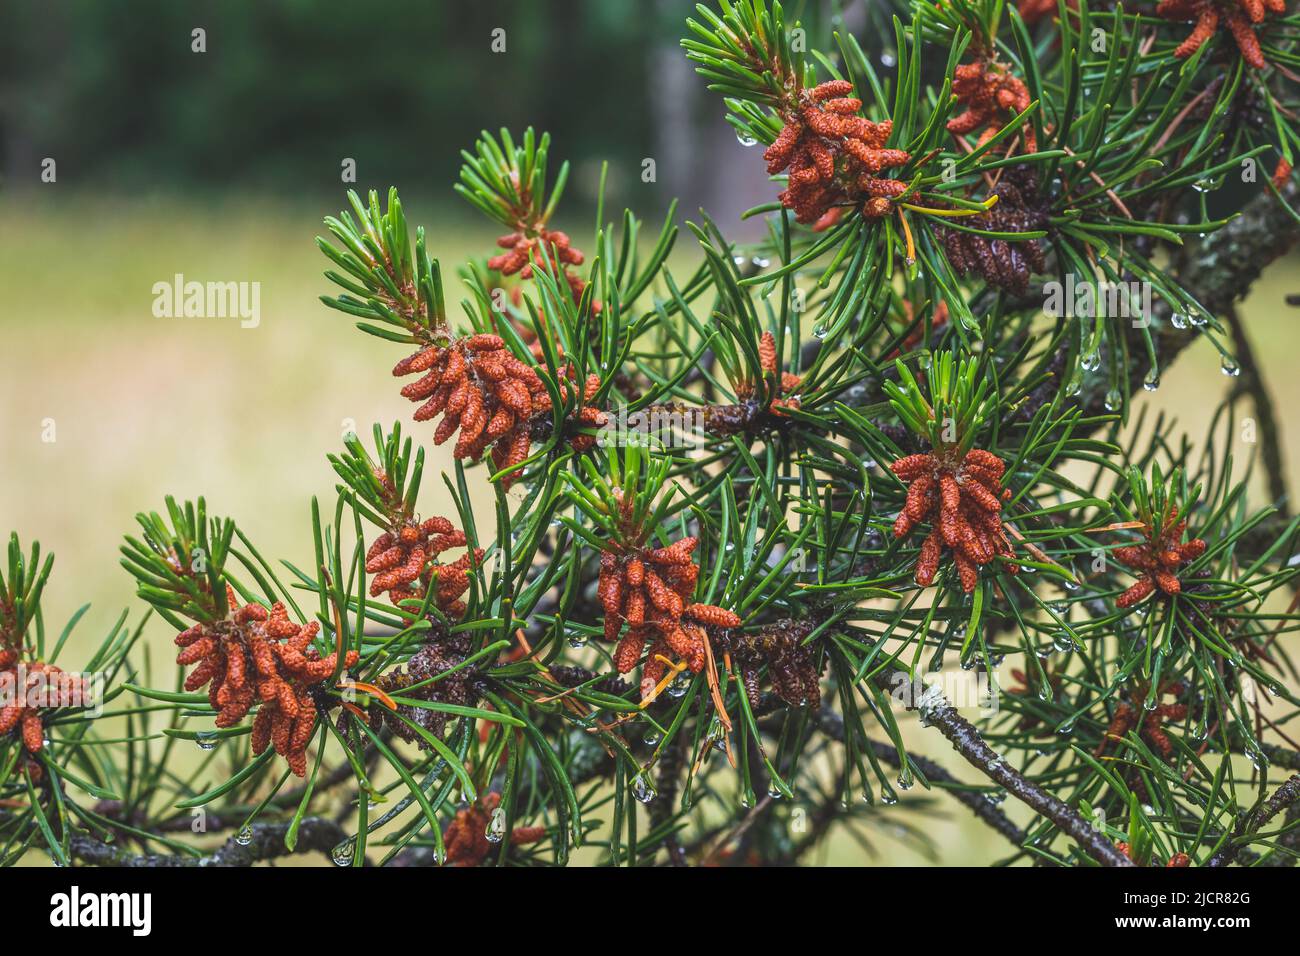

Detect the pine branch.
xmin=870 ymin=668 xmax=1133 ymax=867
xmin=1206 ymin=773 xmax=1300 ymax=868
xmin=66 ymin=819 xmax=351 ymax=868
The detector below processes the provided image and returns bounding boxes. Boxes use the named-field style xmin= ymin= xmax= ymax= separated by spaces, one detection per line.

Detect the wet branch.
xmin=1206 ymin=772 xmax=1300 ymax=868
xmin=67 ymin=818 xmax=350 ymax=868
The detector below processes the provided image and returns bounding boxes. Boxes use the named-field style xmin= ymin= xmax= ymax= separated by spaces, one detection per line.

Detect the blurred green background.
xmin=2 ymin=0 xmax=1297 ymax=865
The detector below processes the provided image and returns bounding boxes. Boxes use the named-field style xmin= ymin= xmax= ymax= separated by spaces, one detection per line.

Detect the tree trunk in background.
xmin=652 ymin=0 xmax=770 ymax=239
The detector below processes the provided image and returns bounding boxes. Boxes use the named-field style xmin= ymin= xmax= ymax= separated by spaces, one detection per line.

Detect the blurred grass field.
xmin=1 ymin=194 xmax=1297 ymax=865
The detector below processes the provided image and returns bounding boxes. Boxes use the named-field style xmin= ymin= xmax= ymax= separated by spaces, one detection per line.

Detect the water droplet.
xmin=331 ymin=841 xmax=355 ymax=866
xmin=1065 ymin=373 xmax=1083 ymax=396
xmin=235 ymin=825 xmax=253 ymax=846
xmin=1080 ymin=350 xmax=1101 ymax=371
xmin=812 ymin=325 xmax=828 ymax=339
xmin=881 ymin=790 xmax=899 ymax=805
xmin=750 ymin=255 xmax=770 ymax=269
xmin=1104 ymin=388 xmax=1123 ymax=411
xmin=195 ymin=731 xmax=218 ymax=752
xmin=1142 ymin=369 xmax=1160 ymax=391
xmin=1170 ymin=312 xmax=1188 ymax=329
xmin=897 ymin=770 xmax=914 ymax=791
xmin=631 ymin=773 xmax=658 ymax=804
xmin=485 ymin=809 xmax=506 ymax=844
xmin=916 ymin=350 xmax=933 ymax=370
xmin=1220 ymin=357 xmax=1240 ymax=377
xmin=736 ymin=131 xmax=758 ymax=147
xmin=567 ymin=633 xmax=588 ymax=649
xmin=1052 ymin=631 xmax=1075 ymax=653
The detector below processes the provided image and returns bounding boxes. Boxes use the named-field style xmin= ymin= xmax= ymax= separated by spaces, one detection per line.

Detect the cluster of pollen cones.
xmin=891 ymin=448 xmax=1018 ymax=592
xmin=948 ymin=61 xmax=1036 ymax=152
xmin=598 ymin=535 xmax=741 ymax=700
xmin=443 ymin=792 xmax=546 ymax=866
xmin=365 ymin=513 xmax=482 ymax=616
xmin=0 ymin=646 xmax=88 ymax=759
xmin=1113 ymin=517 xmax=1206 ymax=607
xmin=752 ymin=331 xmax=803 ymax=414
xmin=764 ymin=80 xmax=911 ymax=225
xmin=1157 ymin=0 xmax=1284 ymax=69
xmin=393 ymin=333 xmax=604 ymax=487
xmin=175 ymin=587 xmax=359 ymax=776
xmin=489 ymin=227 xmax=590 ymax=304
xmin=1096 ymin=680 xmax=1189 ymax=762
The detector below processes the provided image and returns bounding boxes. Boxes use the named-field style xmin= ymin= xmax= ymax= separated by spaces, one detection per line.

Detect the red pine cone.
xmin=1156 ymin=0 xmax=1283 ymax=69
xmin=175 ymin=586 xmax=359 ymax=777
xmin=598 ymin=534 xmax=742 ymax=701
xmin=1017 ymin=0 xmax=1067 ymax=22
xmin=443 ymin=791 xmax=545 ymax=866
xmin=764 ymin=79 xmax=911 ymax=224
xmin=947 ymin=61 xmax=1037 ymax=152
xmin=890 ymin=448 xmax=1018 ymax=592
xmin=392 ymin=334 xmax=606 ymax=486
xmin=1113 ymin=515 xmax=1206 ymax=608
xmin=366 ymin=514 xmax=483 ymax=617
xmin=746 ymin=331 xmax=803 ymax=414
xmin=0 ymin=652 xmax=89 ymax=759
xmin=1095 ymin=680 xmax=1189 ymax=763
xmin=488 ymin=228 xmax=596 ymax=309
xmin=1274 ymin=157 xmax=1293 ymax=189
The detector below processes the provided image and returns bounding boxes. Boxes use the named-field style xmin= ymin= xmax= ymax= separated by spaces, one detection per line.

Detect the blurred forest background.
xmin=1 ymin=0 xmax=1297 ymax=864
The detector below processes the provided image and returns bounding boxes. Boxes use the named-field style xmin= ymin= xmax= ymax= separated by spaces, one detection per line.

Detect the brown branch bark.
xmin=1206 ymin=773 xmax=1300 ymax=868
xmin=66 ymin=818 xmax=351 ymax=868
xmin=884 ymin=676 xmax=1133 ymax=867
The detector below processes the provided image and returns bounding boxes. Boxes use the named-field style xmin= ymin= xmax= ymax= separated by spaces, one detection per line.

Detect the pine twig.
xmin=66 ymin=818 xmax=351 ymax=868
xmin=857 ymin=664 xmax=1133 ymax=866
xmin=1206 ymin=773 xmax=1300 ymax=868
